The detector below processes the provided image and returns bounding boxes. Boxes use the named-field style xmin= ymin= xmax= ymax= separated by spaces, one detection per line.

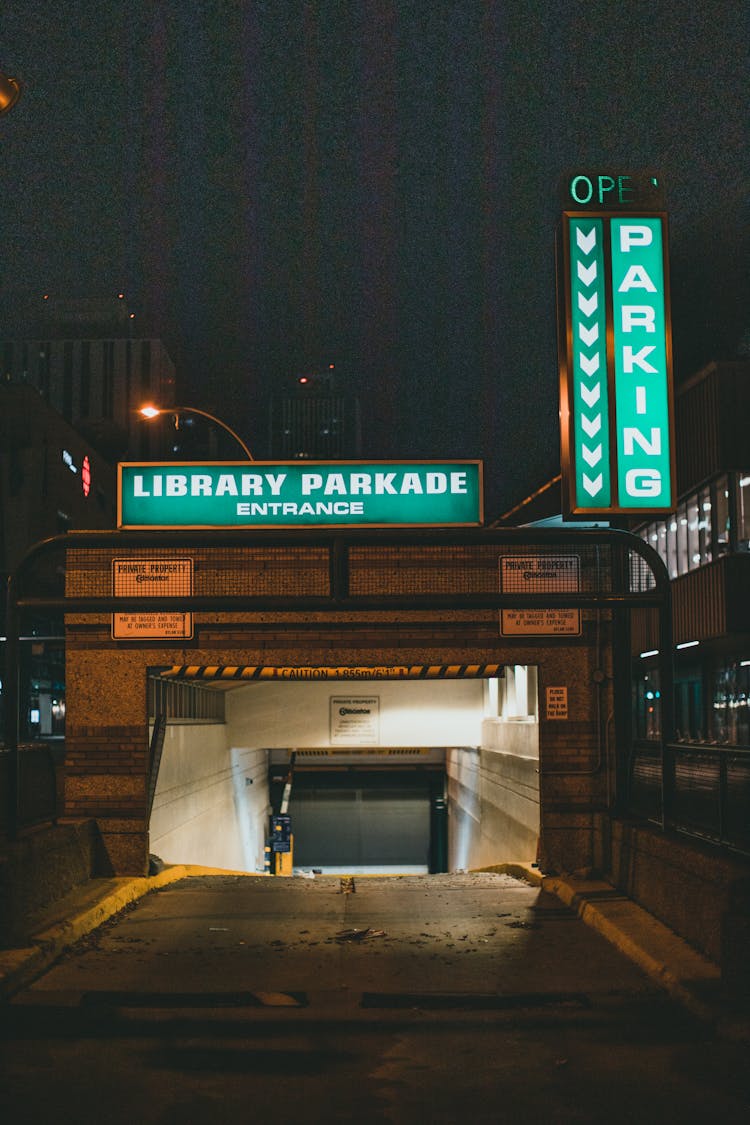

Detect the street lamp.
xmin=0 ymin=71 xmax=21 ymax=116
xmin=139 ymin=404 xmax=254 ymax=461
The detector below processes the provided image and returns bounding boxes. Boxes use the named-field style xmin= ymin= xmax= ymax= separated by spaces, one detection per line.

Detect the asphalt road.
xmin=2 ymin=872 xmax=749 ymax=1124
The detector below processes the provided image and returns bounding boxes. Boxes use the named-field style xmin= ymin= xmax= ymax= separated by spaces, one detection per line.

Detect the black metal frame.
xmin=4 ymin=525 xmax=673 ymax=838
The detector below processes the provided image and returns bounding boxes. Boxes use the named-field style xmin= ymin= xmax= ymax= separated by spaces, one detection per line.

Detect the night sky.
xmin=1 ymin=1 xmax=747 ymax=514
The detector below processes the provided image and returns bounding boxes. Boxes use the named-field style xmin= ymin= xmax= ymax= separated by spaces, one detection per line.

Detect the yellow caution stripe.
xmin=161 ymin=663 xmax=502 ymax=680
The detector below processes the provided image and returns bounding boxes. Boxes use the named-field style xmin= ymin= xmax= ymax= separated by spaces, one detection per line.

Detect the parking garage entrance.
xmin=145 ymin=663 xmax=538 ymax=876
xmin=2 ymin=525 xmax=671 ymax=876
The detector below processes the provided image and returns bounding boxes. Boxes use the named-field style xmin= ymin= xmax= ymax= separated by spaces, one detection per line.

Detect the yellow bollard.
xmin=274 ymin=834 xmax=294 ymax=876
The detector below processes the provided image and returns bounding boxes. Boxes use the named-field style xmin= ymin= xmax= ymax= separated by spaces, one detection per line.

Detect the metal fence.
xmin=629 ymin=740 xmax=750 ymax=856
xmin=147 ymin=676 xmax=226 ymax=723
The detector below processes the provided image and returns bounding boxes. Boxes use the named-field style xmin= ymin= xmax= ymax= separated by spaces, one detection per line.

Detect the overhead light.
xmin=676 ymin=640 xmax=699 ymax=650
xmin=640 ymin=649 xmax=659 ymax=658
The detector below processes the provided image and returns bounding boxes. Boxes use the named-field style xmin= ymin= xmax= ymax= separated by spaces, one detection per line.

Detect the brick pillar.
xmin=64 ymin=723 xmax=150 ymax=875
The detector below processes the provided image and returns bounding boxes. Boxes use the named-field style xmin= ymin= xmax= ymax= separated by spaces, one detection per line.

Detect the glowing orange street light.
xmin=0 ymin=71 xmax=21 ymax=117
xmin=138 ymin=404 xmax=254 ymax=460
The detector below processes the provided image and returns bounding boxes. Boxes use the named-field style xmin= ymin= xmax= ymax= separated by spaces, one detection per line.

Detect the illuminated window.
xmin=738 ymin=472 xmax=750 ymax=550
xmin=715 ymin=475 xmax=730 ymax=555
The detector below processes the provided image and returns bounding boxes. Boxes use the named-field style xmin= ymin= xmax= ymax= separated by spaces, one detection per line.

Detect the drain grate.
xmin=79 ymin=991 xmax=308 ymax=1009
xmin=360 ymin=991 xmax=591 ymax=1011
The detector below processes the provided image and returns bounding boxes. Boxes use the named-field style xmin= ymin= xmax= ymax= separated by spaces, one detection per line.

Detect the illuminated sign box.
xmin=118 ymin=461 xmax=483 ymax=529
xmin=557 ymin=172 xmax=675 ymax=518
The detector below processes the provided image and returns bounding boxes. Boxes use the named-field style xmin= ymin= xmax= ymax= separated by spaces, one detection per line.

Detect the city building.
xmin=631 ymin=360 xmax=750 ymax=750
xmin=496 ymin=358 xmax=750 ymax=856
xmin=268 ymin=364 xmax=362 ymax=460
xmin=1 ymin=294 xmax=176 ymax=461
xmin=0 ymin=382 xmax=117 ymax=739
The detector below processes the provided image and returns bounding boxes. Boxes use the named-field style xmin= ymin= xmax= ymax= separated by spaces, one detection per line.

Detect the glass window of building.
xmin=686 ymin=494 xmax=701 ymax=570
xmin=712 ymin=662 xmax=750 ymax=746
xmin=634 ymin=668 xmax=661 ymax=741
xmin=715 ymin=475 xmax=730 ymax=555
xmin=637 ymin=473 xmax=750 ymax=578
xmin=738 ymin=474 xmax=750 ymax=551
xmin=698 ymin=486 xmax=712 ymax=565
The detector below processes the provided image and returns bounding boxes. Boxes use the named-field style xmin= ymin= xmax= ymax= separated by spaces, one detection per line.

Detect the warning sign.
xmin=545 ymin=686 xmax=569 ymax=720
xmin=499 ymin=555 xmax=581 ymax=637
xmin=112 ymin=558 xmax=193 ymax=640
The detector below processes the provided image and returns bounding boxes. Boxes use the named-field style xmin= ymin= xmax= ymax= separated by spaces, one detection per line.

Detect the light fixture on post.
xmin=138 ymin=404 xmax=254 ymax=461
xmin=0 ymin=71 xmax=21 ymax=116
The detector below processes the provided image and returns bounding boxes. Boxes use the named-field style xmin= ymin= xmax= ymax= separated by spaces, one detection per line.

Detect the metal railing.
xmin=147 ymin=676 xmax=226 ymax=723
xmin=629 ymin=739 xmax=750 ymax=856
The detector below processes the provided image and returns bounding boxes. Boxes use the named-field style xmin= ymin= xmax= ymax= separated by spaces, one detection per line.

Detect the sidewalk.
xmin=1 ymin=862 xmax=748 ymax=1042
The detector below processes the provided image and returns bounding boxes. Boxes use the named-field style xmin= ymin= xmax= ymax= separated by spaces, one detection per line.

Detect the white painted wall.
xmin=447 ymin=719 xmax=540 ymax=869
xmin=148 ymin=678 xmax=538 ymax=874
xmin=224 ymin=679 xmax=485 ymax=747
xmin=149 ymin=722 xmax=271 ymax=872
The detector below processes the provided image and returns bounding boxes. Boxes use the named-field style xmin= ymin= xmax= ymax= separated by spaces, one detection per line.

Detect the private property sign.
xmin=112 ymin=557 xmax=193 ymax=639
xmin=499 ymin=555 xmax=581 ymax=636
xmin=118 ymin=461 xmax=483 ymax=528
xmin=558 ymin=173 xmax=675 ymax=517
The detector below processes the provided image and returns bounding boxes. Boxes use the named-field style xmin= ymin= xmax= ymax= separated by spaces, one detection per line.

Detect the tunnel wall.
xmin=149 ymin=723 xmax=270 ymax=872
xmin=223 ymin=678 xmax=485 ymax=748
xmin=447 ymin=719 xmax=540 ymax=869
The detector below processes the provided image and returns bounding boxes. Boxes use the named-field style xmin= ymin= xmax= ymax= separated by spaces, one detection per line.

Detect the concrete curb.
xmin=542 ymin=873 xmax=750 ymax=1042
xmin=0 ymin=864 xmax=257 ymax=999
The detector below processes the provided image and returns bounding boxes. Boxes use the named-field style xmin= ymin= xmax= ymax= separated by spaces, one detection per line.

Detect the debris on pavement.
xmin=335 ymin=927 xmax=387 ymax=943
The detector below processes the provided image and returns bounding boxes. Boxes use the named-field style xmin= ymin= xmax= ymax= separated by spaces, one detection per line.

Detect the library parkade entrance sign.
xmin=118 ymin=461 xmax=483 ymax=529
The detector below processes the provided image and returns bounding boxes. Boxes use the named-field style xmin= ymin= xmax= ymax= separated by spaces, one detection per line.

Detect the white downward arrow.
xmin=578 ymin=292 xmax=598 ymax=317
xmin=581 ymin=413 xmax=602 ymax=438
xmin=579 ymin=352 xmax=600 ymax=376
xmin=576 ymin=227 xmax=597 ymax=254
xmin=580 ymin=382 xmax=600 ymax=408
xmin=582 ymin=473 xmax=603 ymax=496
xmin=577 ymin=261 xmax=597 ymax=286
xmin=579 ymin=323 xmax=599 ymax=347
xmin=581 ymin=442 xmax=602 ymax=467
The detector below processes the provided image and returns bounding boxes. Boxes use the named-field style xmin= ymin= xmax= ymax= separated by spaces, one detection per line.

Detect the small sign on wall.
xmin=112 ymin=557 xmax=193 ymax=639
xmin=330 ymin=696 xmax=380 ymax=745
xmin=499 ymin=555 xmax=581 ymax=636
xmin=545 ymin=686 xmax=569 ymax=720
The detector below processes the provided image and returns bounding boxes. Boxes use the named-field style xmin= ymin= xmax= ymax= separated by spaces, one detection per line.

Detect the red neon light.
xmin=81 ymin=455 xmax=91 ymax=498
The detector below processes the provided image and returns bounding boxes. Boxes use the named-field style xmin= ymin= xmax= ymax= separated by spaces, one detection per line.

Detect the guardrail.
xmin=629 ymin=740 xmax=750 ymax=856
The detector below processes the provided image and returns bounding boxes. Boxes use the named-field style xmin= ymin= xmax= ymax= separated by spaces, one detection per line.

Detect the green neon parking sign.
xmin=610 ymin=218 xmax=672 ymax=508
xmin=118 ymin=461 xmax=484 ymax=529
xmin=559 ymin=206 xmax=675 ymax=517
